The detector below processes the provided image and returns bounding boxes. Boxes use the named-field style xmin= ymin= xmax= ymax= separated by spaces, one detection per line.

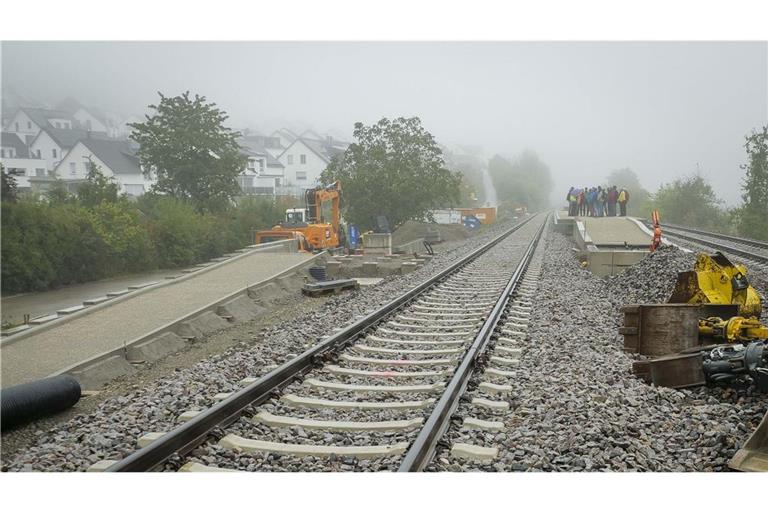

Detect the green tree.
xmin=1 ymin=164 xmax=18 ymax=203
xmin=650 ymin=174 xmax=730 ymax=230
xmin=45 ymin=180 xmax=73 ymax=205
xmin=604 ymin=168 xmax=651 ymax=216
xmin=77 ymin=159 xmax=121 ymax=207
xmin=488 ymin=151 xmax=553 ymax=213
xmin=320 ymin=117 xmax=462 ymax=230
xmin=129 ymin=91 xmax=246 ymax=213
xmin=87 ymin=201 xmax=157 ymax=272
xmin=737 ymin=125 xmax=768 ymax=240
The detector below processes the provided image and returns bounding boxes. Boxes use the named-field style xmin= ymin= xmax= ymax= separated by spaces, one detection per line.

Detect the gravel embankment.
xmin=430 ymin=230 xmax=766 ymax=472
xmin=172 ymin=217 xmax=544 ymax=472
xmin=1 ymin=217 xmax=532 ymax=471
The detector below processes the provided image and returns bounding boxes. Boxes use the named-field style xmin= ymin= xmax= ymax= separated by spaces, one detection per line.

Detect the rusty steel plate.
xmin=647 ymin=352 xmax=706 ymax=389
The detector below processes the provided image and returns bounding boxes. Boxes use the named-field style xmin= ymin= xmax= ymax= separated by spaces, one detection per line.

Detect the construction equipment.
xmin=255 ymin=181 xmax=343 ymax=252
xmin=254 ymin=229 xmax=312 ymax=252
xmin=669 ymin=252 xmax=762 ymax=318
xmin=649 ymin=209 xmax=662 ymax=252
xmin=701 ymin=341 xmax=768 ymax=391
xmin=699 ymin=316 xmax=768 ymax=344
xmin=729 ymin=411 xmax=768 ymax=472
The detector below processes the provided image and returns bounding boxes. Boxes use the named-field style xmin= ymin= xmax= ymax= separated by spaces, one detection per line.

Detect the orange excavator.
xmin=255 ymin=181 xmax=343 ymax=252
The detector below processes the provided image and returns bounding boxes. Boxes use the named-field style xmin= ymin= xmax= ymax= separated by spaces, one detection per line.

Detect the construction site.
xmin=1 ymin=207 xmax=766 ymax=474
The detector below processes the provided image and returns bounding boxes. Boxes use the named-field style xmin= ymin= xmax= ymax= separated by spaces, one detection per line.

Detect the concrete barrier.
xmin=216 ymin=295 xmax=266 ymax=322
xmin=126 ymin=332 xmax=187 ymax=363
xmin=586 ymin=249 xmax=648 ymax=277
xmin=394 ymin=238 xmax=426 ymax=255
xmin=363 ymin=233 xmax=392 ymax=255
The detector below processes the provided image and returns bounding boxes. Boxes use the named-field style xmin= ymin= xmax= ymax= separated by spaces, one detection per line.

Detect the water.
xmin=480 ymin=166 xmax=498 ymax=207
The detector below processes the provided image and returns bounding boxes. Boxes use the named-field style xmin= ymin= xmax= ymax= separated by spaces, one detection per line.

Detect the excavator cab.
xmin=285 ymin=208 xmax=308 ymax=225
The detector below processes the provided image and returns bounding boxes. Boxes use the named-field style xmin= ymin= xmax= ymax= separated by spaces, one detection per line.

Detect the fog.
xmin=2 ymin=41 xmax=766 ymax=205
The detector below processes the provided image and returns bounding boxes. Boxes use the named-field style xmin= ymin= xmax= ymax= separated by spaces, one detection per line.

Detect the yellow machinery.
xmin=255 ymin=181 xmax=343 ymax=252
xmin=669 ymin=252 xmax=762 ymax=318
xmin=254 ymin=229 xmax=312 ymax=252
xmin=699 ymin=316 xmax=768 ymax=343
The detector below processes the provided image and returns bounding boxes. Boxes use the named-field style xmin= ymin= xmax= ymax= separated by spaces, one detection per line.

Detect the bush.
xmin=1 ymin=193 xmax=291 ymax=294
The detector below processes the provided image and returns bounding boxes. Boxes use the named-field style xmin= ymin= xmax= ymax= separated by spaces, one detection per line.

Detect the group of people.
xmin=566 ymin=185 xmax=630 ymax=217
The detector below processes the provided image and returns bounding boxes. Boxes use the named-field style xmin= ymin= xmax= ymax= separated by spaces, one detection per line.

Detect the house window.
xmin=27 ymin=121 xmax=32 ymax=129
xmin=0 ymin=149 xmax=4 ymax=158
xmin=69 ymin=162 xmax=76 ymax=176
xmin=52 ymin=148 xmax=58 ymax=158
xmin=287 ymin=155 xmax=293 ymax=165
xmin=35 ymin=168 xmax=45 ymax=177
xmin=275 ymin=178 xmax=281 ymax=187
xmin=296 ymin=171 xmax=307 ymax=181
xmin=55 ymin=122 xmax=61 ymax=129
xmin=36 ymin=149 xmax=41 ymax=158
xmin=15 ymin=122 xmax=19 ymax=131
xmin=300 ymin=154 xmax=307 ymax=165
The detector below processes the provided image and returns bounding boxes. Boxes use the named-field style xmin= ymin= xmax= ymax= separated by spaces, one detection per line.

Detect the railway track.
xmin=96 ymin=213 xmax=547 ymax=472
xmin=662 ymin=223 xmax=768 ymax=252
xmin=658 ymin=224 xmax=768 ymax=266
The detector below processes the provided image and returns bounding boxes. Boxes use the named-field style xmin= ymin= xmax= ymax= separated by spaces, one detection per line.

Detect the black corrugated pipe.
xmin=1 ymin=376 xmax=81 ymax=431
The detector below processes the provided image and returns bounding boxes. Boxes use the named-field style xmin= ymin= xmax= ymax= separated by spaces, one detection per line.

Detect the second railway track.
xmin=100 ymin=213 xmax=548 ymax=472
xmin=659 ymin=224 xmax=768 ymax=266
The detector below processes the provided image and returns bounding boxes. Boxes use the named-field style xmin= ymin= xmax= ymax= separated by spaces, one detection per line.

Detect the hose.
xmin=1 ymin=376 xmax=82 ymax=431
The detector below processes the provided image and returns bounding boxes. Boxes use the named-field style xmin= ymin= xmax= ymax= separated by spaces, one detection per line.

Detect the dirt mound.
xmin=392 ymin=220 xmax=473 ymax=246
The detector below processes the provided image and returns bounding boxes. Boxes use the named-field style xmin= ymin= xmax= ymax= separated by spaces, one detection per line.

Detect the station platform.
xmin=580 ymin=216 xmax=652 ymax=248
xmin=1 ymin=246 xmax=317 ymax=388
xmin=554 ymin=210 xmax=653 ymax=277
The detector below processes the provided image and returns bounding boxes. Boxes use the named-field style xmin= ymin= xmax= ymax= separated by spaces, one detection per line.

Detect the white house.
xmin=237 ymin=140 xmax=286 ymax=196
xmin=28 ymin=127 xmax=109 ymax=172
xmin=270 ymin=128 xmax=299 ymax=150
xmin=54 ymin=139 xmax=154 ymax=196
xmin=277 ymin=138 xmax=330 ymax=193
xmin=276 ymin=137 xmax=349 ymax=196
xmin=1 ymin=131 xmax=46 ymax=189
xmin=71 ymin=107 xmax=109 ymax=134
xmin=3 ymin=108 xmax=76 ymax=141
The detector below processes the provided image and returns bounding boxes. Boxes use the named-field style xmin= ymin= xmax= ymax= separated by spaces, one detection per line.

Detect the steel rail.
xmin=398 ymin=214 xmax=547 ymax=472
xmin=107 ymin=214 xmax=540 ymax=472
xmin=660 ymin=223 xmax=768 ymax=251
xmin=662 ymin=227 xmax=768 ymax=265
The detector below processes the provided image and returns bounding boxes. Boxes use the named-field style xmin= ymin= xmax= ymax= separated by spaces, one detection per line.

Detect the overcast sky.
xmin=2 ymin=41 xmax=766 ymax=204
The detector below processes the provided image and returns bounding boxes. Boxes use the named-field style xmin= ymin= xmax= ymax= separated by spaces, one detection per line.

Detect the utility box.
xmin=620 ymin=303 xmax=739 ymax=356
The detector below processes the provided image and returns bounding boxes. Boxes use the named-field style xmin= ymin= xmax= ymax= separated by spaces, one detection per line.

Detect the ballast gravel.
xmin=429 ymin=230 xmax=766 ymax=472
xmin=0 ymin=218 xmax=528 ymax=472
xmin=5 ymin=219 xmax=764 ymax=473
